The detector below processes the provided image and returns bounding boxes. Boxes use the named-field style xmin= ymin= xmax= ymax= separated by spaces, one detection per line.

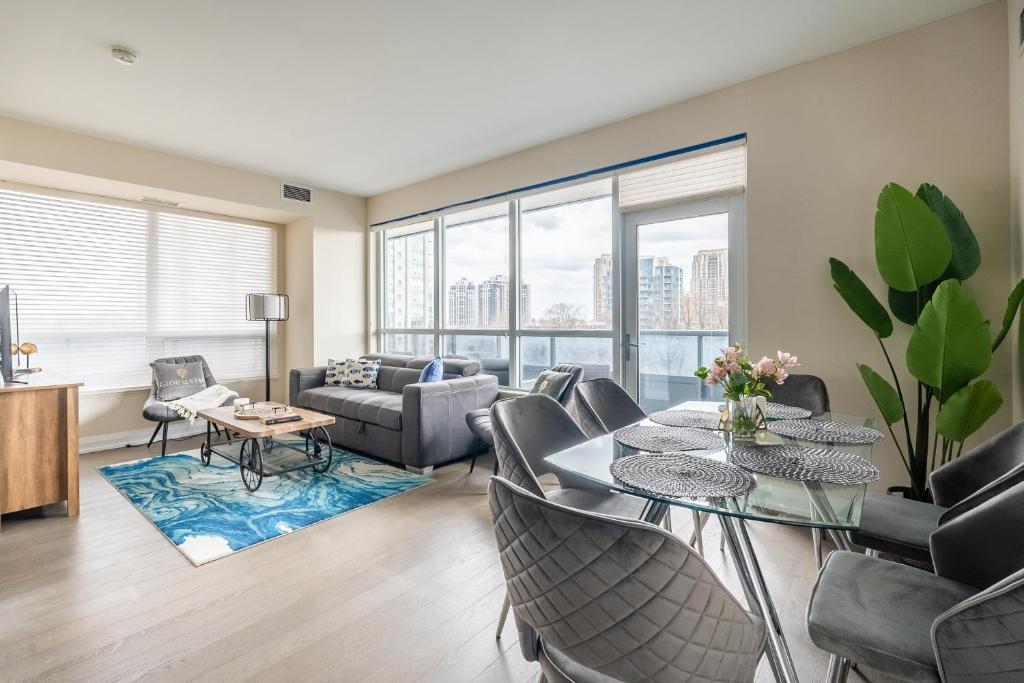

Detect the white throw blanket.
xmin=167 ymin=384 xmax=239 ymax=424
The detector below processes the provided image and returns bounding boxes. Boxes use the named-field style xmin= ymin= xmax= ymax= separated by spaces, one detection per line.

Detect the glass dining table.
xmin=545 ymin=400 xmax=878 ymax=683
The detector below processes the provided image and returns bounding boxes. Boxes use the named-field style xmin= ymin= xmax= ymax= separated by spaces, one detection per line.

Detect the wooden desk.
xmin=0 ymin=374 xmax=82 ymax=528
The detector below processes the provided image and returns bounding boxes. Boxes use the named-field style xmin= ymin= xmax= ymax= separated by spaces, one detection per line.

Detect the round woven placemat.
xmin=729 ymin=444 xmax=880 ymax=484
xmin=768 ymin=418 xmax=883 ymax=444
xmin=716 ymin=402 xmax=813 ymax=420
xmin=610 ymin=453 xmax=757 ymax=498
xmin=648 ymin=409 xmax=722 ymax=430
xmin=614 ymin=424 xmax=723 ymax=452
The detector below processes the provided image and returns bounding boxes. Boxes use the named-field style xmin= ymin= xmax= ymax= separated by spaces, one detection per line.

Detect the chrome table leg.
xmin=720 ymin=514 xmax=800 ymax=683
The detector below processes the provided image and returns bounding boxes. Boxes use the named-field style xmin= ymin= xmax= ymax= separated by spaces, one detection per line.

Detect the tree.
xmin=541 ymin=303 xmax=587 ymax=329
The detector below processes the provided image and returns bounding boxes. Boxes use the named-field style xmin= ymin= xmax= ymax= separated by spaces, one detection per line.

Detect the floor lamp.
xmin=246 ymin=293 xmax=289 ymax=402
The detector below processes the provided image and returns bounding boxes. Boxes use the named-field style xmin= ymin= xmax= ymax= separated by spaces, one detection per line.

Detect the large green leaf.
xmin=992 ymin=279 xmax=1024 ymax=351
xmin=936 ymin=380 xmax=1002 ymax=442
xmin=906 ymin=279 xmax=991 ymax=401
xmin=875 ymin=182 xmax=951 ymax=292
xmin=857 ymin=363 xmax=904 ymax=425
xmin=888 ymin=283 xmax=937 ymax=326
xmin=829 ymin=258 xmax=893 ymax=338
xmin=916 ymin=183 xmax=980 ymax=280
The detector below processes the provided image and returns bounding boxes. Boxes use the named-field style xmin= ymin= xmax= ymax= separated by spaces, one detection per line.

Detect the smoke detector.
xmin=111 ymin=46 xmax=138 ymax=66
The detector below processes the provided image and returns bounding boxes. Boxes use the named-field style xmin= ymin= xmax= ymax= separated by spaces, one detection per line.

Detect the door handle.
xmin=624 ymin=333 xmax=640 ymax=361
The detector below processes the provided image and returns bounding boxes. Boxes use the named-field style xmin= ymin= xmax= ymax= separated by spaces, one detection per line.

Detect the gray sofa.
xmin=289 ymin=353 xmax=498 ymax=473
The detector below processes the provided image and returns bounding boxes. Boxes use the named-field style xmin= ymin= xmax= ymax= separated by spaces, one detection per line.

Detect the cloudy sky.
xmin=445 ymin=198 xmax=728 ymax=322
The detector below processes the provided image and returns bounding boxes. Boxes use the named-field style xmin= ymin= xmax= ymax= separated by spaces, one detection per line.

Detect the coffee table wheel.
xmin=239 ymin=439 xmax=263 ymax=491
xmin=309 ymin=427 xmax=334 ymax=474
xmin=200 ymin=442 xmax=211 ymax=466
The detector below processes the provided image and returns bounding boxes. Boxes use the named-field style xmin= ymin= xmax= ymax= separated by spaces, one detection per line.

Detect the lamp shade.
xmin=246 ymin=293 xmax=289 ymax=321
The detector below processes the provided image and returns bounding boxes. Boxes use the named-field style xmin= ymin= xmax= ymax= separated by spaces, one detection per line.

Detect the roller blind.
xmin=618 ymin=143 xmax=746 ymax=211
xmin=0 ymin=187 xmax=277 ymax=391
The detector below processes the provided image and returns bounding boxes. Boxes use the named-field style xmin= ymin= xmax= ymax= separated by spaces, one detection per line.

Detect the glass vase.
xmin=728 ymin=395 xmax=760 ymax=439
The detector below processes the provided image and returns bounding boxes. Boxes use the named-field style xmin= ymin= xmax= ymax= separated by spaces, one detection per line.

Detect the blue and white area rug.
xmin=99 ymin=445 xmax=431 ymax=566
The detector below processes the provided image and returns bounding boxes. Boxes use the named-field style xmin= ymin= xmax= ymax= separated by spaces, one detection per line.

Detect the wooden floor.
xmin=0 ymin=437 xmax=884 ymax=682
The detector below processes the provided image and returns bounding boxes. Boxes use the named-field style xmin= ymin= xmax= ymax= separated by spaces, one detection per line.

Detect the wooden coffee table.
xmin=196 ymin=403 xmax=336 ymax=491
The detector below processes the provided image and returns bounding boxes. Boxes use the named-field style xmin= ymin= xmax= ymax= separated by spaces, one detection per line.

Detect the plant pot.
xmin=728 ymin=396 xmax=759 ymax=440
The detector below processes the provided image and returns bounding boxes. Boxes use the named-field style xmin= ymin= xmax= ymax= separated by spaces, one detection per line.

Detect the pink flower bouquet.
xmin=695 ymin=345 xmax=799 ymax=401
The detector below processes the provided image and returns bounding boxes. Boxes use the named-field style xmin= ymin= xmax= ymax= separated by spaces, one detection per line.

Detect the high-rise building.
xmin=386 ymin=232 xmax=434 ymax=328
xmin=638 ymin=256 xmax=682 ymax=329
xmin=447 ymin=277 xmax=477 ymax=327
xmin=691 ymin=248 xmax=728 ymax=329
xmin=592 ymin=253 xmax=613 ymax=325
xmin=446 ymin=274 xmax=530 ymax=328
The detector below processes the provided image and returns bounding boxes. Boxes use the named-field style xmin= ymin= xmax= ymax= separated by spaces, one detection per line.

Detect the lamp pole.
xmin=264 ymin=318 xmax=271 ymax=402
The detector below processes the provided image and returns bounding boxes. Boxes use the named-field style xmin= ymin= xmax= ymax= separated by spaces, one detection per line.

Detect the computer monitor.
xmin=0 ymin=285 xmax=13 ymax=382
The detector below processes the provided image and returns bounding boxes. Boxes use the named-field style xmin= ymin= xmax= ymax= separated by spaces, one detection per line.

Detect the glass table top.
xmin=545 ymin=401 xmax=879 ymax=530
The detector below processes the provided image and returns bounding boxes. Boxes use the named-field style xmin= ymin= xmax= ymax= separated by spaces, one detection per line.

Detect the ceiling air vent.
xmin=282 ymin=182 xmax=312 ymax=203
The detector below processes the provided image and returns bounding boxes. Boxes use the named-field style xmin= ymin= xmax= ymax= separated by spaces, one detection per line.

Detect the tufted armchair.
xmin=143 ymin=355 xmax=231 ymax=456
xmin=488 ymin=476 xmax=767 ymax=682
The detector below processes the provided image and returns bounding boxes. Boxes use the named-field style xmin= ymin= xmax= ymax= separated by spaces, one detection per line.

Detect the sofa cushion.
xmin=298 ymin=386 xmax=402 ymax=430
xmin=338 ymin=391 xmax=403 ymax=430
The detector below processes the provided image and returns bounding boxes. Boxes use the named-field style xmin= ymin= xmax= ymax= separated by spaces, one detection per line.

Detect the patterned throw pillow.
xmin=418 ymin=357 xmax=444 ymax=383
xmin=152 ymin=361 xmax=206 ymax=401
xmin=325 ymin=358 xmax=381 ymax=389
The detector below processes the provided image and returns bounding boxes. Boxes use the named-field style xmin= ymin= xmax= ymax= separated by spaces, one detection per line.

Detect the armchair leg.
xmin=469 ymin=451 xmax=478 ymax=473
xmin=160 ymin=422 xmax=169 ymax=457
xmin=147 ymin=422 xmax=162 ymax=448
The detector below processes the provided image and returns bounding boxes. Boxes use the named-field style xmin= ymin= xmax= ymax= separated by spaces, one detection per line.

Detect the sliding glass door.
xmin=621 ymin=196 xmax=745 ymax=412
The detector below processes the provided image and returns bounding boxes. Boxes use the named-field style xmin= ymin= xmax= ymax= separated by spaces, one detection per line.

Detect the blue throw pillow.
xmin=418 ymin=357 xmax=444 ymax=383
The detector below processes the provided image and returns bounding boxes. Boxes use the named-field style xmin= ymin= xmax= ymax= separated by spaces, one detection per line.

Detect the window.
xmin=519 ymin=180 xmax=612 ymax=329
xmin=443 ymin=204 xmax=509 ymax=329
xmin=0 ymin=187 xmax=278 ymax=392
xmin=375 ymin=139 xmax=746 ymax=391
xmin=384 ymin=221 xmax=434 ymax=329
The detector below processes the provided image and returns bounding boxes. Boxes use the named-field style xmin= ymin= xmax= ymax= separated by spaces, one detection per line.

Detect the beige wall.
xmin=1011 ymin=0 xmax=1024 ymax=421
xmin=369 ymin=2 xmax=1011 ymax=490
xmin=0 ymin=116 xmax=367 ymax=446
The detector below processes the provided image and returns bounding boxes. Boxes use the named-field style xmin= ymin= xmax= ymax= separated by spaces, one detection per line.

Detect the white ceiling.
xmin=0 ymin=0 xmax=992 ymax=197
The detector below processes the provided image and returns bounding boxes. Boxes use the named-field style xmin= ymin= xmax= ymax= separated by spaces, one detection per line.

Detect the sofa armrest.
xmin=402 ymin=375 xmax=499 ymax=469
xmin=289 ymin=367 xmax=328 ymax=407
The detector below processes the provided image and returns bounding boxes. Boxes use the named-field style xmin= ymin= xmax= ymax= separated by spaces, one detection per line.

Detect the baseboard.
xmin=79 ymin=422 xmax=207 ymax=454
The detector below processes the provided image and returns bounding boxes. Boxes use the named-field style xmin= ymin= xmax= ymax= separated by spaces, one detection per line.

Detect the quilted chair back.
xmin=932 ymin=566 xmax=1024 ymax=682
xmin=487 ymin=477 xmax=766 ymax=682
xmin=572 ymin=378 xmax=647 ymax=439
xmin=548 ymin=363 xmax=584 ymax=409
xmin=149 ymin=355 xmax=216 ymax=396
xmin=490 ymin=394 xmax=589 ymax=498
xmin=930 ymin=421 xmax=1024 ymax=508
xmin=763 ymin=374 xmax=830 ymax=415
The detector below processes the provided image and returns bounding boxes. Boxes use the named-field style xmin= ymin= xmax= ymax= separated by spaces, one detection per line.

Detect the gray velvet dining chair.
xmin=807 ymin=480 xmax=1024 ymax=682
xmin=488 ymin=476 xmax=767 ymax=683
xmin=572 ymin=378 xmax=708 ymax=552
xmin=466 ymin=363 xmax=584 ymax=475
xmin=848 ymin=421 xmax=1024 ymax=565
xmin=143 ymin=355 xmax=230 ymax=456
xmin=489 ymin=393 xmax=653 ymax=639
xmin=765 ymin=373 xmax=830 ymax=415
xmin=572 ymin=377 xmax=647 ymax=439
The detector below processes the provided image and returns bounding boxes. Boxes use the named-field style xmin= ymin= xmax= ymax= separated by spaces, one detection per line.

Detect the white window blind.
xmin=618 ymin=143 xmax=747 ymax=211
xmin=0 ymin=187 xmax=278 ymax=392
xmin=152 ymin=213 xmax=277 ymax=382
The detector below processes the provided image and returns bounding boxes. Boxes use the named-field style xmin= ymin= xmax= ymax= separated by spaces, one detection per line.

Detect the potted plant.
xmin=829 ymin=182 xmax=1023 ymax=500
xmin=695 ymin=346 xmax=799 ymax=438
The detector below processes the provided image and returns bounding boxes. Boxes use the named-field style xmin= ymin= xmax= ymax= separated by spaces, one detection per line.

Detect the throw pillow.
xmin=530 ymin=369 xmax=573 ymax=402
xmin=152 ymin=361 xmax=206 ymax=401
xmin=326 ymin=358 xmax=381 ymax=389
xmin=418 ymin=356 xmax=444 ymax=383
